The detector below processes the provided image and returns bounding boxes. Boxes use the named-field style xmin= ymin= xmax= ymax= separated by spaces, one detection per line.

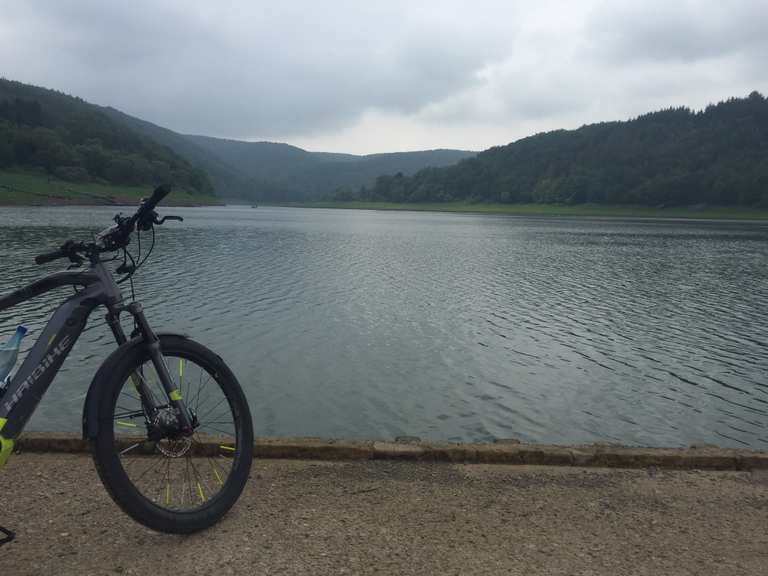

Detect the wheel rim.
xmin=111 ymin=353 xmax=241 ymax=512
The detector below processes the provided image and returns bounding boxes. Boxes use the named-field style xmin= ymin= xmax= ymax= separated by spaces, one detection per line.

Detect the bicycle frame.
xmin=0 ymin=259 xmax=192 ymax=466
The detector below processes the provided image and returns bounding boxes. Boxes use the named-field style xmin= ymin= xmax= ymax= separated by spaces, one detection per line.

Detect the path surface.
xmin=1 ymin=454 xmax=767 ymax=575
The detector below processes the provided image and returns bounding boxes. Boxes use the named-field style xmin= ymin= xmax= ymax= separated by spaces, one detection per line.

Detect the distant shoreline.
xmin=0 ymin=170 xmax=221 ymax=207
xmin=261 ymin=201 xmax=768 ymax=220
xmin=3 ymin=169 xmax=766 ymax=219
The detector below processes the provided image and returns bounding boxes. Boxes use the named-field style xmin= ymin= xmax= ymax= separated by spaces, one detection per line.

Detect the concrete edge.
xmin=13 ymin=433 xmax=768 ymax=470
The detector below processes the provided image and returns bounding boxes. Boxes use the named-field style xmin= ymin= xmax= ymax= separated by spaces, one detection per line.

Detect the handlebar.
xmin=34 ymin=240 xmax=87 ymax=265
xmin=133 ymin=184 xmax=172 ymax=227
xmin=34 ymin=250 xmax=66 ymax=266
xmin=34 ymin=185 xmax=179 ymax=265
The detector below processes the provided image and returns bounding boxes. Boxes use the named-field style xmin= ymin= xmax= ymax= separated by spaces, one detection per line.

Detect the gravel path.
xmin=1 ymin=454 xmax=767 ymax=575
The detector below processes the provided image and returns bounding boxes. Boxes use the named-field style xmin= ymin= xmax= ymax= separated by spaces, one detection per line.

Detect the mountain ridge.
xmin=0 ymin=78 xmax=214 ymax=195
xmin=103 ymin=107 xmax=475 ymax=202
xmin=359 ymin=91 xmax=768 ymax=207
xmin=0 ymin=77 xmax=476 ymax=203
xmin=4 ymin=78 xmax=766 ymax=209
xmin=177 ymin=133 xmax=475 ymax=202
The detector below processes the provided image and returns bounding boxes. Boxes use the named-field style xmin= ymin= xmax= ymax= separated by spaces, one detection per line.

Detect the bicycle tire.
xmin=91 ymin=334 xmax=253 ymax=533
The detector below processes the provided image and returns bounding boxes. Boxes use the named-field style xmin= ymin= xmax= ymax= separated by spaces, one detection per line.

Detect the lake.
xmin=1 ymin=205 xmax=766 ymax=449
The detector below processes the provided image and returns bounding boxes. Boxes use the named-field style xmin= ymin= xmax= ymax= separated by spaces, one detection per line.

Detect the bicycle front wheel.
xmin=91 ymin=334 xmax=253 ymax=533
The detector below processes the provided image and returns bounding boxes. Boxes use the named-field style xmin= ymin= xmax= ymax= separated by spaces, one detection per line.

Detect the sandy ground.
xmin=1 ymin=453 xmax=767 ymax=575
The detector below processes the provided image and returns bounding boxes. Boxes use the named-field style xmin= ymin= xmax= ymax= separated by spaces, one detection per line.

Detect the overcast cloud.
xmin=1 ymin=0 xmax=766 ymax=154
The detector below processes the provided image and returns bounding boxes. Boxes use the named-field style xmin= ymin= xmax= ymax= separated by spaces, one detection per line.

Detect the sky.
xmin=1 ymin=0 xmax=767 ymax=154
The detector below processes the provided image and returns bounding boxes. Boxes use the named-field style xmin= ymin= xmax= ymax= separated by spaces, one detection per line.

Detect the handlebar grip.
xmin=143 ymin=184 xmax=172 ymax=213
xmin=35 ymin=250 xmax=64 ymax=265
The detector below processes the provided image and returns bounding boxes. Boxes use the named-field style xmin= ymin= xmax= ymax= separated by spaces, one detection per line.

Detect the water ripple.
xmin=1 ymin=206 xmax=767 ymax=448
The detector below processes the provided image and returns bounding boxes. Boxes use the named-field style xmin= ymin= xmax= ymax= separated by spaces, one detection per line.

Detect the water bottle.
xmin=0 ymin=326 xmax=27 ymax=389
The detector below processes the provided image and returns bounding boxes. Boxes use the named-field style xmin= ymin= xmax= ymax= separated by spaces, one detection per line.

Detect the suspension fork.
xmin=106 ymin=303 xmax=195 ymax=433
xmin=105 ymin=307 xmax=155 ymax=419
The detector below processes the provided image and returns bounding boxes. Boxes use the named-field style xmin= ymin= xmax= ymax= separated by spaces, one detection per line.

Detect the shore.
xmin=265 ymin=201 xmax=768 ymax=220
xmin=0 ymin=171 xmax=221 ymax=207
xmin=14 ymin=433 xmax=768 ymax=469
xmin=2 ymin=452 xmax=767 ymax=575
xmin=3 ymin=172 xmax=766 ymax=219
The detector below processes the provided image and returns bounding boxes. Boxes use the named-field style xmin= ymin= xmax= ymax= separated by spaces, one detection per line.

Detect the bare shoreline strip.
xmin=14 ymin=432 xmax=768 ymax=470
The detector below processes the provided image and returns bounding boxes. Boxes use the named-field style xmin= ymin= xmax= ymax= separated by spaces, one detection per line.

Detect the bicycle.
xmin=0 ymin=186 xmax=253 ymax=534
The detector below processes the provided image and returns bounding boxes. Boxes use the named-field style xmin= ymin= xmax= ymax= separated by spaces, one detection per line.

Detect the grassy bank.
xmin=0 ymin=170 xmax=222 ymax=206
xmin=265 ymin=201 xmax=768 ymax=220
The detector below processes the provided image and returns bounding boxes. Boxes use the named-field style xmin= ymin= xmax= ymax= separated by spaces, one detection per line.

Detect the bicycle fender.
xmin=82 ymin=332 xmax=190 ymax=440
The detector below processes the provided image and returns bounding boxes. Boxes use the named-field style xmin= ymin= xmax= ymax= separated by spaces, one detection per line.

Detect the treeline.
xmin=183 ymin=134 xmax=474 ymax=202
xmin=103 ymin=111 xmax=474 ymax=202
xmin=0 ymin=79 xmax=212 ymax=194
xmin=354 ymin=92 xmax=768 ymax=207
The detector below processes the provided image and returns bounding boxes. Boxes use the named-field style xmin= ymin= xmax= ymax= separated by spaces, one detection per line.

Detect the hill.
xmin=102 ymin=108 xmax=474 ymax=203
xmin=183 ymin=134 xmax=475 ymax=202
xmin=10 ymin=78 xmax=764 ymax=210
xmin=0 ymin=78 xmax=213 ymax=195
xmin=0 ymin=78 xmax=474 ymax=204
xmin=361 ymin=92 xmax=768 ymax=207
xmin=0 ymin=170 xmax=219 ymax=206
xmin=100 ymin=107 xmax=253 ymax=199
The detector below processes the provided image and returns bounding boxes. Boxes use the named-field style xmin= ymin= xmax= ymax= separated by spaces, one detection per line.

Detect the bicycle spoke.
xmin=187 ymin=454 xmax=209 ymax=504
xmin=134 ymin=455 xmax=166 ymax=484
xmin=113 ymin=409 xmax=145 ymax=420
xmin=197 ymin=396 xmax=228 ymax=423
xmin=161 ymin=458 xmax=172 ymax=506
xmin=198 ymin=424 xmax=236 ymax=436
xmin=114 ymin=352 xmax=240 ymax=514
xmin=193 ymin=373 xmax=214 ymax=414
xmin=120 ymin=443 xmax=141 ymax=456
xmin=200 ymin=416 xmax=235 ymax=431
xmin=119 ymin=391 xmax=141 ymax=403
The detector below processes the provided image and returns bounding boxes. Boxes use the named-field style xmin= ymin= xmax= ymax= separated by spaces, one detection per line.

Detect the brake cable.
xmin=136 ymin=226 xmax=156 ymax=271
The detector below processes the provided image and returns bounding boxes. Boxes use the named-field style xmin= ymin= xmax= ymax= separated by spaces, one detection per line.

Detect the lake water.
xmin=1 ymin=205 xmax=767 ymax=449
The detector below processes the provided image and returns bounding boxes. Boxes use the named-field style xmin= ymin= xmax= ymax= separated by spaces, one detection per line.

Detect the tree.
xmin=365 ymin=92 xmax=768 ymax=207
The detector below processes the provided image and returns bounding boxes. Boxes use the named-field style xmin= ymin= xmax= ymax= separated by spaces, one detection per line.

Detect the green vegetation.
xmin=0 ymin=170 xmax=220 ymax=206
xmin=104 ymin=112 xmax=475 ymax=202
xmin=0 ymin=78 xmax=213 ymax=195
xmin=265 ymin=201 xmax=768 ymax=219
xmin=102 ymin=108 xmax=255 ymax=199
xmin=168 ymin=135 xmax=474 ymax=202
xmin=3 ymin=78 xmax=768 ymax=213
xmin=352 ymin=92 xmax=768 ymax=210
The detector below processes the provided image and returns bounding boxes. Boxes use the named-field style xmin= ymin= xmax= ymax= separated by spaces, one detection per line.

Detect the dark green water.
xmin=1 ymin=206 xmax=767 ymax=448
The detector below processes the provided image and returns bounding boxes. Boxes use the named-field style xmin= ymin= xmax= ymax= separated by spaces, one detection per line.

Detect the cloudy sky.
xmin=1 ymin=1 xmax=766 ymax=154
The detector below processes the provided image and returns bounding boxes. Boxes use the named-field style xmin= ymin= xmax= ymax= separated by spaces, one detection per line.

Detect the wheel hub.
xmin=150 ymin=408 xmax=192 ymax=457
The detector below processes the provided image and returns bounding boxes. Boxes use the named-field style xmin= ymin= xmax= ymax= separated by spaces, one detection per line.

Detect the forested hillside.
xmin=4 ymin=78 xmax=765 ymax=208
xmin=362 ymin=92 xmax=768 ymax=207
xmin=177 ymin=135 xmax=475 ymax=202
xmin=105 ymin=108 xmax=474 ymax=202
xmin=0 ymin=79 xmax=213 ymax=194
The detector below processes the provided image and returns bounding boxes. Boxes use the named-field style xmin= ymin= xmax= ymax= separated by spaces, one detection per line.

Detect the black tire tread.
xmin=90 ymin=335 xmax=253 ymax=534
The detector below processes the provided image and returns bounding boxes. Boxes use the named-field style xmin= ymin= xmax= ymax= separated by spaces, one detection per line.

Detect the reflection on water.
xmin=1 ymin=205 xmax=767 ymax=448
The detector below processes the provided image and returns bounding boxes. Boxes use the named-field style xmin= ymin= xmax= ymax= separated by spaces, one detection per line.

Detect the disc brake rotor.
xmin=156 ymin=436 xmax=192 ymax=457
xmin=151 ymin=408 xmax=192 ymax=457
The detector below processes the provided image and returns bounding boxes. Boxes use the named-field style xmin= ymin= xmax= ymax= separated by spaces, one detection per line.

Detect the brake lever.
xmin=116 ymin=262 xmax=136 ymax=275
xmin=155 ymin=215 xmax=184 ymax=225
xmin=59 ymin=240 xmax=85 ymax=265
